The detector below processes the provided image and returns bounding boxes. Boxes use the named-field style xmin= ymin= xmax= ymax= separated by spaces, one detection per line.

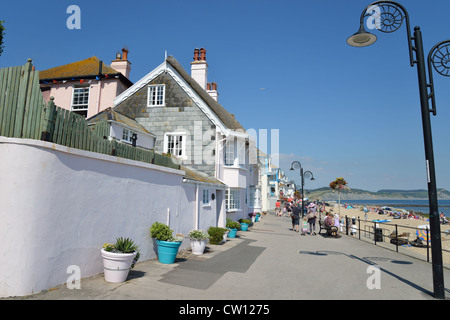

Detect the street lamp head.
xmin=347 ymin=25 xmax=377 ymax=47
xmin=290 ymin=161 xmax=302 ymax=171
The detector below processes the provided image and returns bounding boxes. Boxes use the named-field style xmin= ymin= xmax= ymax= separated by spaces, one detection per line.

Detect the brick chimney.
xmin=191 ymin=48 xmax=208 ymax=90
xmin=111 ymin=48 xmax=131 ymax=79
xmin=207 ymin=82 xmax=219 ymax=101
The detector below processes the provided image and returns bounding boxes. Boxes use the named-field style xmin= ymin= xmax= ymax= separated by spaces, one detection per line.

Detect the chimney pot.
xmin=122 ymin=48 xmax=129 ymax=61
xmin=207 ymin=83 xmax=211 ymax=90
xmin=200 ymin=48 xmax=206 ymax=61
xmin=111 ymin=48 xmax=131 ymax=79
xmin=193 ymin=48 xmax=200 ymax=61
xmin=207 ymin=82 xmax=219 ymax=101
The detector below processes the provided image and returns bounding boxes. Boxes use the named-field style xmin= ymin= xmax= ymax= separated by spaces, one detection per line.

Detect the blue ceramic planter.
xmin=228 ymin=228 xmax=238 ymax=238
xmin=241 ymin=223 xmax=249 ymax=231
xmin=156 ymin=240 xmax=182 ymax=264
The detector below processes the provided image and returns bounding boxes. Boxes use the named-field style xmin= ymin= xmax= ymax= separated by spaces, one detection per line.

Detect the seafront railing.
xmin=343 ymin=216 xmax=450 ymax=266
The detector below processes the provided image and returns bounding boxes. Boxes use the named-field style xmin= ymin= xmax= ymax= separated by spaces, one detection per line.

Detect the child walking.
xmin=301 ymin=217 xmax=308 ymax=235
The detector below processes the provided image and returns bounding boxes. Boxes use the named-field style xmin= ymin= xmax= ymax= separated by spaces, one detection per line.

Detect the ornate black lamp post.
xmin=290 ymin=161 xmax=315 ymax=217
xmin=347 ymin=1 xmax=446 ymax=299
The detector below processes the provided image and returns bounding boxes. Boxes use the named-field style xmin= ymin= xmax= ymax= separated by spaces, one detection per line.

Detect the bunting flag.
xmin=53 ymin=80 xmax=58 ymax=84
xmin=80 ymin=79 xmax=84 ymax=84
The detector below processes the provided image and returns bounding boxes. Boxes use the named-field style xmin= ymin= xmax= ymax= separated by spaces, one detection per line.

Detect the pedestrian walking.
xmin=340 ymin=216 xmax=345 ymax=232
xmin=301 ymin=217 xmax=308 ymax=235
xmin=291 ymin=203 xmax=300 ymax=232
xmin=275 ymin=200 xmax=281 ymax=217
xmin=306 ymin=205 xmax=317 ymax=235
xmin=286 ymin=201 xmax=292 ymax=218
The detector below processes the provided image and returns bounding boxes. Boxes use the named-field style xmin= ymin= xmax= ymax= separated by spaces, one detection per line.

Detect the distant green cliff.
xmin=305 ymin=187 xmax=450 ymax=200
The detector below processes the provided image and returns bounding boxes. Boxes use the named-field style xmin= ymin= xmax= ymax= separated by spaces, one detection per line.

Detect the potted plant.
xmin=207 ymin=226 xmax=228 ymax=244
xmin=187 ymin=229 xmax=209 ymax=255
xmin=226 ymin=219 xmax=241 ymax=238
xmin=248 ymin=212 xmax=257 ymax=223
xmin=101 ymin=237 xmax=140 ymax=283
xmin=239 ymin=218 xmax=252 ymax=231
xmin=150 ymin=222 xmax=184 ymax=264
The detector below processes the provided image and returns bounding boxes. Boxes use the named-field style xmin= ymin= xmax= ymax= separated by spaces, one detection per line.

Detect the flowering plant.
xmin=329 ymin=177 xmax=349 ymax=190
xmin=172 ymin=233 xmax=185 ymax=242
xmin=226 ymin=220 xmax=241 ymax=230
xmin=187 ymin=229 xmax=209 ymax=241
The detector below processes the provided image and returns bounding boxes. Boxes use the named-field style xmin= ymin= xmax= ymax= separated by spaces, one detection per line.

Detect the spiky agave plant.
xmin=114 ymin=237 xmax=138 ymax=253
xmin=109 ymin=237 xmax=140 ymax=268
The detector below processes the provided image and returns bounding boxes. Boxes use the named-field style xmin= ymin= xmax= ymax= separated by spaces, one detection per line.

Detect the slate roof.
xmin=39 ymin=56 xmax=133 ymax=87
xmin=166 ymin=56 xmax=244 ymax=131
xmin=181 ymin=166 xmax=225 ymax=186
xmin=86 ymin=107 xmax=154 ymax=135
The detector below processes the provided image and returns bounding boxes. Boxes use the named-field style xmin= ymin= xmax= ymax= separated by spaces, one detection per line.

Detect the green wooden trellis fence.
xmin=0 ymin=60 xmax=179 ymax=170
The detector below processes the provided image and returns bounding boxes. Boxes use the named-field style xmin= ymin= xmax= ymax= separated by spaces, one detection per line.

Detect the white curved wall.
xmin=0 ymin=137 xmax=192 ymax=297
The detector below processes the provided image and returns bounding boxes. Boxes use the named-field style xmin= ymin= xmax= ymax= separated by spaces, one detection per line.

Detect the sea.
xmin=324 ymin=199 xmax=450 ymax=217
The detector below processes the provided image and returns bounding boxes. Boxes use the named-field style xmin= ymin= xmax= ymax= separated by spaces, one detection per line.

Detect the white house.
xmin=113 ymin=49 xmax=256 ymax=222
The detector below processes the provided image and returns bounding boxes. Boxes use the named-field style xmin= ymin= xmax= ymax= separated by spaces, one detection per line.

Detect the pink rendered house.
xmin=39 ymin=48 xmax=133 ymax=118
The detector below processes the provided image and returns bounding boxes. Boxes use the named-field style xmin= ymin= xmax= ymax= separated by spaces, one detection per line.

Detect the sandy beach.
xmin=325 ymin=204 xmax=450 ymax=268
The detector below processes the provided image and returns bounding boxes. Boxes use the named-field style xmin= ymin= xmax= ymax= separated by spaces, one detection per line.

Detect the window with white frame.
xmin=225 ymin=189 xmax=241 ymax=211
xmin=202 ymin=189 xmax=210 ymax=206
xmin=224 ymin=137 xmax=246 ymax=166
xmin=71 ymin=86 xmax=89 ymax=117
xmin=122 ymin=128 xmax=136 ymax=144
xmin=224 ymin=138 xmax=235 ymax=166
xmin=249 ymin=186 xmax=255 ymax=207
xmin=164 ymin=132 xmax=186 ymax=158
xmin=148 ymin=84 xmax=165 ymax=107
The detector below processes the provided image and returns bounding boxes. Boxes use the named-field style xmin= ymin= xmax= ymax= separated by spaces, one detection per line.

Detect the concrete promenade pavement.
xmin=13 ymin=212 xmax=450 ymax=301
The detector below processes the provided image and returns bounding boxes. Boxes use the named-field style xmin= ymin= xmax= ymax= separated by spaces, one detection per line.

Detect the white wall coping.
xmin=0 ymin=136 xmax=185 ymax=176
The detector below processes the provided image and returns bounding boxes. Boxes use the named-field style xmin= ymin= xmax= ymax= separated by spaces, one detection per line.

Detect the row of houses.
xmin=38 ymin=47 xmax=295 ymax=221
xmin=0 ymin=47 xmax=300 ymax=297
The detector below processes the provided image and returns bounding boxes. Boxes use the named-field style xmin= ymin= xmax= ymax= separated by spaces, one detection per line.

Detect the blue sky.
xmin=1 ymin=0 xmax=450 ymax=192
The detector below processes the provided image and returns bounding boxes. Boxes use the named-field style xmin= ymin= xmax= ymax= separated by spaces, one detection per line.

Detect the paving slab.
xmin=6 ymin=213 xmax=449 ymax=302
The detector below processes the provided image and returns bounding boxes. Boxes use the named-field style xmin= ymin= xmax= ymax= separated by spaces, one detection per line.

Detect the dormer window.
xmin=148 ymin=84 xmax=165 ymax=107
